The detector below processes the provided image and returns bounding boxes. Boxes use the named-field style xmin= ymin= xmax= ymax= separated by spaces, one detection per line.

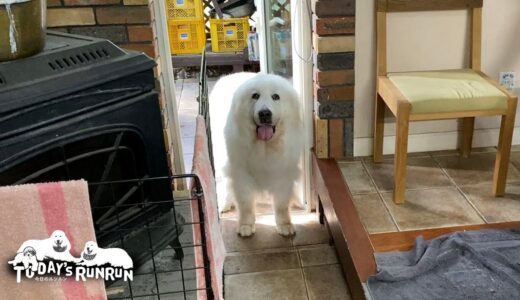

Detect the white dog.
xmin=211 ymin=73 xmax=303 ymax=237
xmin=11 ymin=246 xmax=38 ymax=271
xmin=8 ymin=230 xmax=78 ymax=268
xmin=79 ymin=241 xmax=133 ymax=269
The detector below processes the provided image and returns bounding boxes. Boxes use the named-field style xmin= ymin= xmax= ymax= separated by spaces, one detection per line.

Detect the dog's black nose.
xmin=258 ymin=109 xmax=272 ymax=124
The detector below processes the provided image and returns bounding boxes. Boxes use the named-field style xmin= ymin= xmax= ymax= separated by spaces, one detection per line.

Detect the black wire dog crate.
xmin=90 ymin=176 xmax=212 ymax=300
xmin=0 ymin=32 xmax=213 ymax=299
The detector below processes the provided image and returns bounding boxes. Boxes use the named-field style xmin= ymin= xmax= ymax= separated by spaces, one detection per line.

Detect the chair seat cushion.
xmin=388 ymin=69 xmax=508 ymax=114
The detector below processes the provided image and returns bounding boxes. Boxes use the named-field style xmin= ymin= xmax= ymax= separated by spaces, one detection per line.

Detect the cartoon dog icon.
xmin=11 ymin=246 xmax=39 ymax=271
xmin=79 ymin=241 xmax=133 ymax=269
xmin=8 ymin=230 xmax=79 ymax=269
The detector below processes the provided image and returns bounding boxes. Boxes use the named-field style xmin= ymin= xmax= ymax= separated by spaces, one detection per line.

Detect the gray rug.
xmin=366 ymin=229 xmax=520 ymax=300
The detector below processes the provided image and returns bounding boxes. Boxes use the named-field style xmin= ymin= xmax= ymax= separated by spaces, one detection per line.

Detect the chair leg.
xmin=393 ymin=102 xmax=411 ymax=204
xmin=459 ymin=117 xmax=475 ymax=158
xmin=374 ymin=94 xmax=385 ymax=163
xmin=493 ymin=98 xmax=517 ymax=196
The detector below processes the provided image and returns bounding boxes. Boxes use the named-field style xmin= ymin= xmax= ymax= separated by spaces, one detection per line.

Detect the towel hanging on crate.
xmin=0 ymin=180 xmax=107 ymax=300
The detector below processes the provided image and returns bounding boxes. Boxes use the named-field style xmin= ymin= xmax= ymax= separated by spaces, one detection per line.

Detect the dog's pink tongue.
xmin=257 ymin=125 xmax=274 ymax=140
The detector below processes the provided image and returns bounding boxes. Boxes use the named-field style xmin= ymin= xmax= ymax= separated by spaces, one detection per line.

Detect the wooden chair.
xmin=374 ymin=0 xmax=518 ymax=204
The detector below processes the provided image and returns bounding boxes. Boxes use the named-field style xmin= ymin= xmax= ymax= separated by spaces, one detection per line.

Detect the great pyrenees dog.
xmin=79 ymin=241 xmax=133 ymax=269
xmin=210 ymin=72 xmax=302 ymax=237
xmin=8 ymin=230 xmax=78 ymax=267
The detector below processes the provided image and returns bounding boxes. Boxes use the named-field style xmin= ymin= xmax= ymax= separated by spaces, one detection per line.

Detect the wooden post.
xmin=374 ymin=95 xmax=385 ymax=162
xmin=459 ymin=117 xmax=475 ymax=158
xmin=493 ymin=97 xmax=518 ymax=196
xmin=393 ymin=101 xmax=410 ymax=204
xmin=374 ymin=12 xmax=388 ymax=163
xmin=471 ymin=7 xmax=482 ymax=71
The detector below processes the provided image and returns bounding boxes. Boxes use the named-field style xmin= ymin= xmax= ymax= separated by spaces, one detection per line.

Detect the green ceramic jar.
xmin=0 ymin=0 xmax=46 ymax=61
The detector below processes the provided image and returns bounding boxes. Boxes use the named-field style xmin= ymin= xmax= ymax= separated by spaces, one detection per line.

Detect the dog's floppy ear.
xmin=230 ymin=81 xmax=255 ymax=120
xmin=282 ymin=82 xmax=303 ymax=128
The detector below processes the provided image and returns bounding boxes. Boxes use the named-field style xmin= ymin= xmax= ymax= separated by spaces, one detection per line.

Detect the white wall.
xmin=354 ymin=0 xmax=520 ymax=156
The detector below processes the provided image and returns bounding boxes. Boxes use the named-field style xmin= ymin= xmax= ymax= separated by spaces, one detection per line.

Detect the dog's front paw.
xmin=237 ymin=224 xmax=255 ymax=237
xmin=276 ymin=224 xmax=295 ymax=236
xmin=219 ymin=201 xmax=234 ymax=213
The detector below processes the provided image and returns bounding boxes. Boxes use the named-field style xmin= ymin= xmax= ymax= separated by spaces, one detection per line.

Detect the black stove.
xmin=0 ymin=32 xmax=183 ymax=266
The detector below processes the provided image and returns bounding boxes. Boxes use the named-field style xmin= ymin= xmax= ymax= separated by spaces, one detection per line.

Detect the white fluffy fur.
xmin=8 ymin=230 xmax=78 ymax=269
xmin=79 ymin=241 xmax=133 ymax=269
xmin=210 ymin=72 xmax=302 ymax=237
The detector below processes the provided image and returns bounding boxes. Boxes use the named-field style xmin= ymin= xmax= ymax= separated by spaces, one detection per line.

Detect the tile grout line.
xmin=226 ymin=247 xmax=295 ymax=256
xmin=224 ymin=267 xmax=304 ymax=284
xmin=224 ymin=246 xmax=297 ymax=256
xmin=360 ymin=159 xmax=402 ymax=232
xmin=301 ymin=261 xmax=344 ymax=268
xmin=225 ymin=267 xmax=306 ymax=277
xmin=220 ymin=208 xmax=308 ymax=220
xmin=291 ymin=219 xmax=311 ymax=300
xmin=356 ymin=185 xmax=469 ymax=194
xmin=295 ymin=247 xmax=312 ymax=300
xmin=430 ymin=154 xmax=489 ymax=224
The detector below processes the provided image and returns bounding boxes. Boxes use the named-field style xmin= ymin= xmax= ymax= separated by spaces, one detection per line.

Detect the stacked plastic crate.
xmin=168 ymin=0 xmax=206 ymax=54
xmin=209 ymin=15 xmax=249 ymax=53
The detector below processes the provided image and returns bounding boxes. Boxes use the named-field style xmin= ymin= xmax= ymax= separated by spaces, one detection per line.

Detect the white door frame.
xmin=255 ymin=0 xmax=270 ymax=73
xmin=291 ymin=0 xmax=314 ymax=210
xmin=152 ymin=0 xmax=185 ymax=176
xmin=257 ymin=0 xmax=313 ymax=209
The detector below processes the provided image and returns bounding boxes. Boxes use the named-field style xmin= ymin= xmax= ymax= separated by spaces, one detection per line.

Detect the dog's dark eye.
xmin=252 ymin=93 xmax=260 ymax=100
xmin=272 ymin=94 xmax=280 ymax=101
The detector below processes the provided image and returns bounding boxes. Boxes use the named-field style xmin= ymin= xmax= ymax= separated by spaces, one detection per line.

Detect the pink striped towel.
xmin=0 ymin=180 xmax=106 ymax=300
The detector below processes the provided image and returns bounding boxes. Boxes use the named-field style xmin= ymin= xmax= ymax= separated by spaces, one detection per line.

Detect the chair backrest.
xmin=376 ymin=0 xmax=484 ymax=76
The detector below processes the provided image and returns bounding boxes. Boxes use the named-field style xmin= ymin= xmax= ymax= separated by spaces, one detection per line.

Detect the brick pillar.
xmin=312 ymin=0 xmax=355 ymax=159
xmin=47 ymin=0 xmax=155 ymax=58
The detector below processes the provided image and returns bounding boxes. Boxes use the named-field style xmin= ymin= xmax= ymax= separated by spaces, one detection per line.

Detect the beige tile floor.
xmin=221 ymin=208 xmax=351 ymax=300
xmin=339 ymin=147 xmax=520 ymax=234
xmin=176 ymin=78 xmax=351 ymax=300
